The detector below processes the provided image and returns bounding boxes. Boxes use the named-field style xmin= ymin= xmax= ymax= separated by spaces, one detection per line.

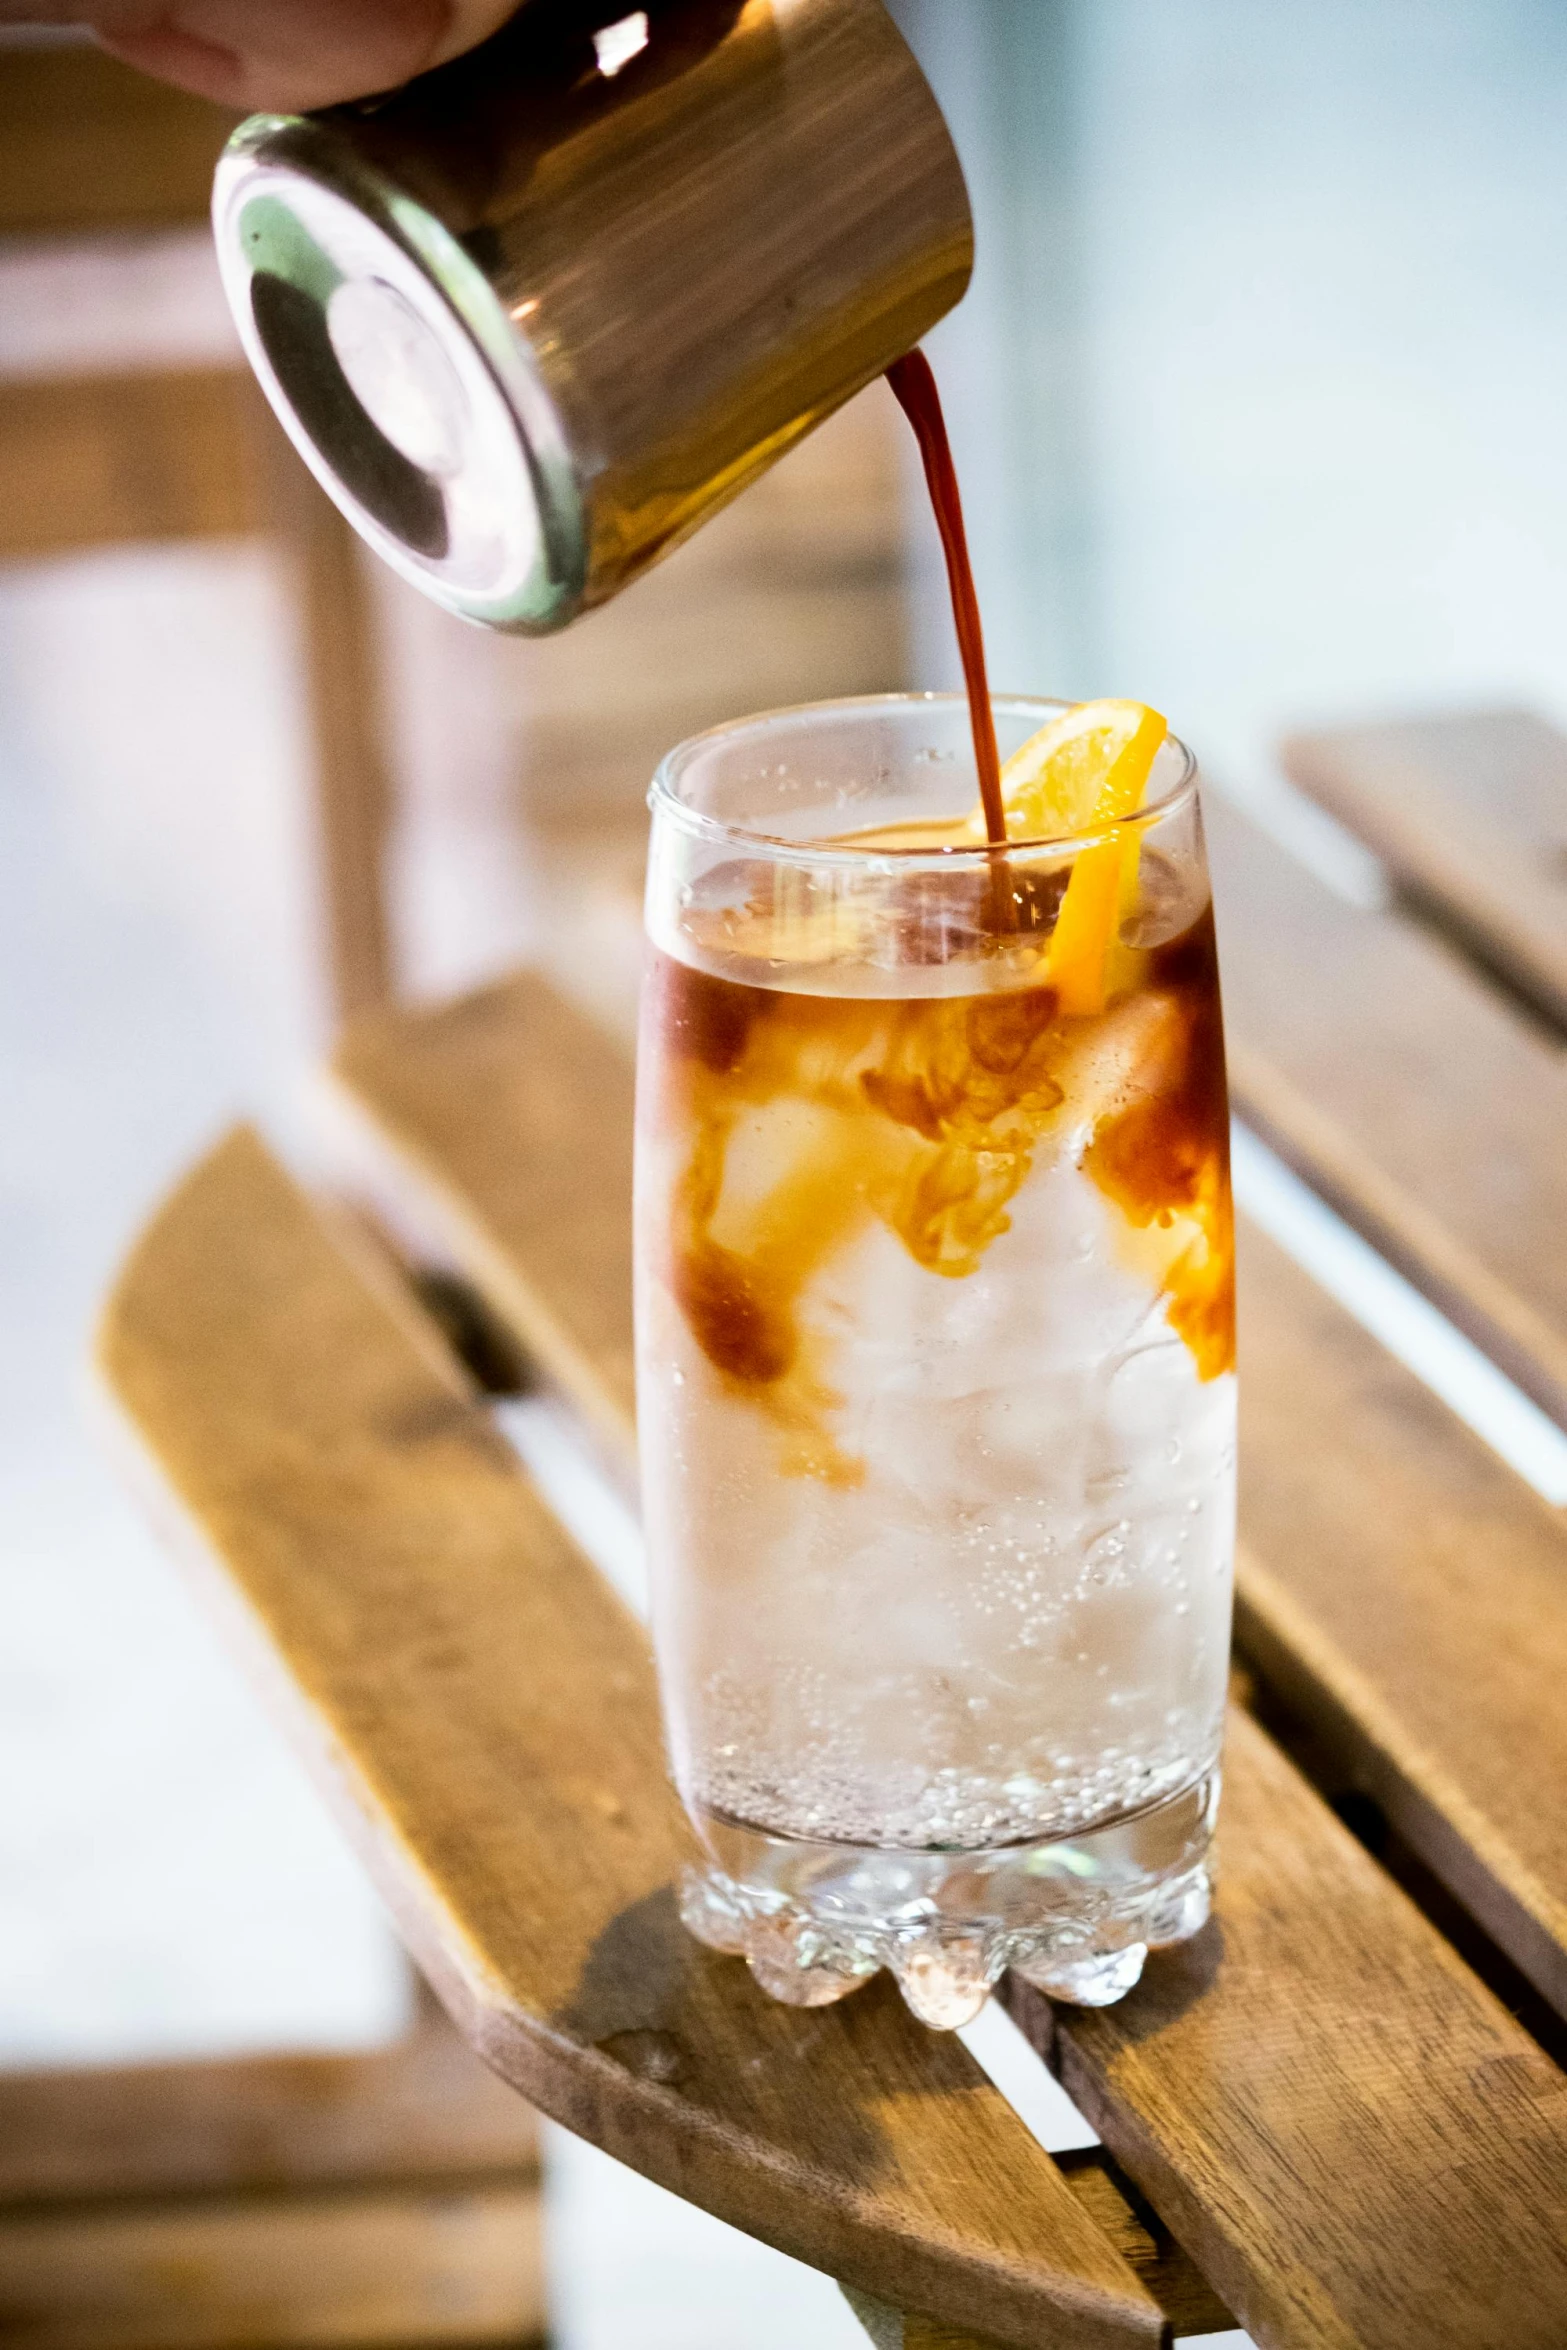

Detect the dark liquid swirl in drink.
xmin=639 ymin=348 xmax=1235 ymax=1482
xmin=645 ymin=905 xmax=1234 ymax=1489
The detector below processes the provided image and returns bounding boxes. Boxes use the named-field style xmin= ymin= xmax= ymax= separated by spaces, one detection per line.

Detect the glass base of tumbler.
xmin=679 ymin=1768 xmax=1219 ymax=2030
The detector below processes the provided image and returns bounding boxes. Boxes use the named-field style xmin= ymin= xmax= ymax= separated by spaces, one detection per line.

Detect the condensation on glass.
xmin=634 ymin=693 xmax=1237 ymax=2027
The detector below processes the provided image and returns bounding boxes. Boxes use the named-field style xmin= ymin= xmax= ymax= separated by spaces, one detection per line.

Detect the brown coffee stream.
xmin=885 ymin=350 xmax=1007 ymax=850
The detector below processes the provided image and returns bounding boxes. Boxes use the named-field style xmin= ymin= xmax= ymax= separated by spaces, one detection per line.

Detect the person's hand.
xmin=0 ymin=1 xmax=523 ymax=111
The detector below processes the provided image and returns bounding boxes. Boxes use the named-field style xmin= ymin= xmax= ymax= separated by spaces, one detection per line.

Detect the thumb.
xmin=0 ymin=1 xmax=526 ymax=113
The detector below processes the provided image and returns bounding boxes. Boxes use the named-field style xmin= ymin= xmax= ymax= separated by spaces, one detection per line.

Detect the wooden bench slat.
xmin=333 ymin=978 xmax=640 ymax=1468
xmin=0 ymin=355 xmax=395 ymax=1019
xmin=1279 ymin=708 xmax=1567 ymax=1031
xmin=1205 ymin=795 xmax=1567 ymax=1998
xmin=0 ymin=2177 xmax=544 ymax=2350
xmin=844 ymin=2287 xmax=1011 ymax=2349
xmin=0 ymin=1992 xmax=535 ymax=2206
xmin=1012 ymin=1705 xmax=1567 ymax=2350
xmin=96 ymin=1129 xmax=1167 ymax=2350
xmin=0 ymin=371 xmax=265 ymax=560
xmin=846 ymin=2149 xmax=1233 ymax=2341
xmin=1235 ymin=1216 xmax=1567 ymax=2010
xmin=331 ymin=974 xmax=1567 ymax=2349
xmin=1207 ymin=791 xmax=1567 ymax=1430
xmin=1053 ymin=2152 xmax=1235 ymax=2338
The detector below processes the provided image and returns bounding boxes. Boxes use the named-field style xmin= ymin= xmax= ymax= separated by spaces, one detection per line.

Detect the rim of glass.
xmin=648 ymin=692 xmax=1199 ymax=865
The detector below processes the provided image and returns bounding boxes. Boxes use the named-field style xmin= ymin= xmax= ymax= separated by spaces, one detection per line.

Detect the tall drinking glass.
xmin=634 ymin=694 xmax=1235 ymax=2027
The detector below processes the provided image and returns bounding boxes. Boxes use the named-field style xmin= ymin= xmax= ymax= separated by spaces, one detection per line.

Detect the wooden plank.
xmin=95 ymin=1128 xmax=1167 ymax=2350
xmin=1234 ymin=1215 xmax=1567 ymax=2012
xmin=1194 ymin=803 xmax=1567 ymax=2003
xmin=843 ymin=2288 xmax=1011 ymax=2349
xmin=0 ymin=2176 xmax=543 ymax=2349
xmin=0 ymin=367 xmax=396 ymax=1021
xmin=0 ymin=371 xmax=261 ymax=561
xmin=250 ymin=404 xmax=398 ymax=1020
xmin=1207 ymin=791 xmax=1567 ymax=1431
xmin=0 ymin=1990 xmax=536 ymax=2207
xmin=331 ymin=969 xmax=1567 ymax=2349
xmin=1009 ymin=1705 xmax=1567 ymax=2350
xmin=332 ymin=978 xmax=639 ymax=1469
xmin=1053 ymin=2153 xmax=1234 ymax=2339
xmin=1280 ymin=707 xmax=1567 ymax=1030
xmin=0 ymin=42 xmax=236 ymax=234
xmin=849 ymin=2149 xmax=1234 ymax=2341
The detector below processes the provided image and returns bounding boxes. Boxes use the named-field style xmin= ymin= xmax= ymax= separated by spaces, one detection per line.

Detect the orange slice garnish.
xmin=992 ymin=698 xmax=1168 ymax=844
xmin=966 ymin=699 xmax=1168 ymax=1013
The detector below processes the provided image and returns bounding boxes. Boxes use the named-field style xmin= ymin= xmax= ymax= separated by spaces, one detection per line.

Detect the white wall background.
xmin=896 ymin=0 xmax=1567 ymax=789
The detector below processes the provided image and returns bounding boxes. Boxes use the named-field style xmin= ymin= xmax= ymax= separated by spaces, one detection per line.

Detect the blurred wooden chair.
xmin=88 ymin=703 xmax=1567 ymax=2342
xmin=0 ymin=40 xmax=545 ymax=2350
xmin=0 ymin=1984 xmax=544 ymax=2348
xmin=0 ymin=35 xmax=395 ymax=1022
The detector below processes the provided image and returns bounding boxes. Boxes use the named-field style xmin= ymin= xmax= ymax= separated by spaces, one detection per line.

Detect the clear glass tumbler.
xmin=633 ymin=694 xmax=1236 ymax=2027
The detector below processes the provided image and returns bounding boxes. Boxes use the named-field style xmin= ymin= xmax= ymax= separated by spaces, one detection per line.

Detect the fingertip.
xmin=95 ymin=27 xmax=251 ymax=107
xmin=99 ymin=0 xmax=461 ymax=114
